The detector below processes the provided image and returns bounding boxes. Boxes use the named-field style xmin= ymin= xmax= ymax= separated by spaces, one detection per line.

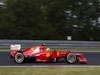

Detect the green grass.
xmin=52 ymin=48 xmax=100 ymax=52
xmin=0 ymin=67 xmax=100 ymax=75
xmin=0 ymin=48 xmax=100 ymax=52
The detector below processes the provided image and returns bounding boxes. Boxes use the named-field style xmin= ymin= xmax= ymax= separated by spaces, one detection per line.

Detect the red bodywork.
xmin=10 ymin=45 xmax=87 ymax=63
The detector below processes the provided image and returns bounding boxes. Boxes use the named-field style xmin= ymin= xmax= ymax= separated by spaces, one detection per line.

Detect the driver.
xmin=40 ymin=44 xmax=50 ymax=51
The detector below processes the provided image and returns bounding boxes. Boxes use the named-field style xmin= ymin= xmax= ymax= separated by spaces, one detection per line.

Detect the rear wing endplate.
xmin=10 ymin=44 xmax=21 ymax=50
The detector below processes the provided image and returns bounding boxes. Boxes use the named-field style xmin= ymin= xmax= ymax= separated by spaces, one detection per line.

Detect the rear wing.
xmin=10 ymin=44 xmax=21 ymax=51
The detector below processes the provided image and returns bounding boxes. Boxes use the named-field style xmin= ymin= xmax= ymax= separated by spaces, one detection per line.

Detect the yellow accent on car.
xmin=32 ymin=48 xmax=34 ymax=51
xmin=57 ymin=51 xmax=60 ymax=56
xmin=46 ymin=52 xmax=50 ymax=57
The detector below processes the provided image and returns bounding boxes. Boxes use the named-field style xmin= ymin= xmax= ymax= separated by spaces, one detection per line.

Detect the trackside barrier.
xmin=0 ymin=40 xmax=100 ymax=48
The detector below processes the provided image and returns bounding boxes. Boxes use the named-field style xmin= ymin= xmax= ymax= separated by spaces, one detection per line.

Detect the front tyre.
xmin=14 ymin=53 xmax=24 ymax=64
xmin=66 ymin=53 xmax=76 ymax=64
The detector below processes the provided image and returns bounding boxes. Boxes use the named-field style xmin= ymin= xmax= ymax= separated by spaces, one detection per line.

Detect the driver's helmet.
xmin=46 ymin=48 xmax=50 ymax=51
xmin=40 ymin=44 xmax=46 ymax=49
xmin=41 ymin=43 xmax=45 ymax=46
xmin=40 ymin=44 xmax=50 ymax=51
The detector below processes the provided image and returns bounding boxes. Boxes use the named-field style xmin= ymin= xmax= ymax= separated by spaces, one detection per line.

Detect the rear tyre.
xmin=66 ymin=53 xmax=76 ymax=64
xmin=14 ymin=53 xmax=24 ymax=64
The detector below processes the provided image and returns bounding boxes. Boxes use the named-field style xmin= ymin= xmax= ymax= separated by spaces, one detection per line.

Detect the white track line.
xmin=0 ymin=65 xmax=100 ymax=67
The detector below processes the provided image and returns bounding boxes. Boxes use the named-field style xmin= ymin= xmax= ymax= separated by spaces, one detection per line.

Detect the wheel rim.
xmin=67 ymin=53 xmax=76 ymax=63
xmin=15 ymin=53 xmax=24 ymax=63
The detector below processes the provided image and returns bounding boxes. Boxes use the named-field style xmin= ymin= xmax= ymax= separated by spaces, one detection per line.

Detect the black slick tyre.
xmin=14 ymin=53 xmax=24 ymax=64
xmin=66 ymin=53 xmax=76 ymax=64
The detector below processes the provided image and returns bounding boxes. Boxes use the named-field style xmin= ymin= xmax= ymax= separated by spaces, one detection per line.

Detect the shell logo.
xmin=57 ymin=51 xmax=60 ymax=56
xmin=46 ymin=52 xmax=50 ymax=57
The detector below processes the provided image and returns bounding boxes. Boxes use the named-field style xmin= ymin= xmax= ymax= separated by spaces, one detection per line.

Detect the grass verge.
xmin=53 ymin=48 xmax=100 ymax=52
xmin=0 ymin=67 xmax=100 ymax=75
xmin=0 ymin=48 xmax=100 ymax=52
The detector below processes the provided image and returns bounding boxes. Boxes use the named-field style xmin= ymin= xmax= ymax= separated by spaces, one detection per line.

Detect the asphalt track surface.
xmin=0 ymin=51 xmax=100 ymax=66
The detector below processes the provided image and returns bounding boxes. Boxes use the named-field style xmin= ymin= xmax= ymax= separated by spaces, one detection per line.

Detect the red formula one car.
xmin=10 ymin=44 xmax=87 ymax=64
